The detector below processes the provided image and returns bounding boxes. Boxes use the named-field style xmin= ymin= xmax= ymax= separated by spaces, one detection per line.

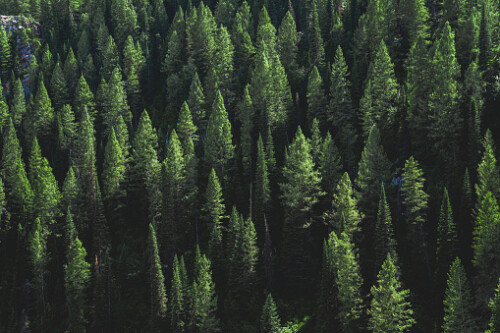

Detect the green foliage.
xmin=374 ymin=184 xmax=398 ymax=271
xmin=368 ymin=254 xmax=415 ymax=332
xmin=442 ymin=258 xmax=477 ymax=333
xmin=487 ymin=277 xmax=500 ymax=333
xmin=329 ymin=172 xmax=363 ymax=237
xmin=10 ymin=78 xmax=26 ymax=127
xmin=203 ymin=169 xmax=225 ymax=260
xmin=148 ymin=223 xmax=168 ymax=329
xmin=169 ymin=255 xmax=186 ymax=333
xmin=306 ymin=66 xmax=327 ymax=126
xmin=261 ymin=294 xmax=281 ymax=333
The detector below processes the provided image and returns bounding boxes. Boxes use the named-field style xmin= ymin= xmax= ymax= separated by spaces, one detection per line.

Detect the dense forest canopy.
xmin=0 ymin=0 xmax=499 ymax=332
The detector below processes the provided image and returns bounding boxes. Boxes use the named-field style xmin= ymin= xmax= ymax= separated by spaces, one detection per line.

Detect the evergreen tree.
xmin=476 ymin=130 xmax=500 ymax=204
xmin=10 ymin=78 xmax=26 ymax=127
xmin=487 ymin=277 xmax=500 ymax=333
xmin=359 ymin=40 xmax=399 ymax=136
xmin=254 ymin=134 xmax=270 ymax=240
xmin=427 ymin=21 xmax=462 ymax=163
xmin=169 ymin=255 xmax=186 ymax=333
xmin=186 ymin=72 xmax=207 ymax=133
xmin=356 ymin=124 xmax=391 ymax=221
xmin=57 ymin=104 xmax=77 ymax=151
xmin=318 ymin=231 xmax=364 ymax=331
xmin=328 ymin=46 xmax=356 ymax=168
xmin=318 ymin=132 xmax=342 ymax=197
xmin=473 ymin=191 xmax=500 ymax=305
xmin=63 ymin=48 xmax=79 ymax=98
xmin=25 ymin=79 xmax=54 ymax=140
xmin=280 ymin=127 xmax=323 ymax=293
xmin=2 ymin=118 xmax=33 ymax=219
xmin=102 ymin=67 xmax=132 ymax=139
xmin=306 ymin=66 xmax=327 ymax=127
xmin=148 ymin=223 xmax=167 ymax=330
xmin=277 ymin=10 xmax=300 ymax=89
xmin=231 ymin=1 xmax=255 ymax=87
xmin=64 ymin=236 xmax=91 ymax=333
xmin=29 ymin=217 xmax=48 ymax=331
xmin=74 ymin=75 xmax=95 ymax=119
xmin=123 ymin=36 xmax=145 ymax=116
xmin=110 ymin=0 xmax=137 ymax=47
xmin=238 ymin=84 xmax=254 ymax=179
xmin=100 ymin=35 xmax=119 ymax=81
xmin=177 ymin=101 xmax=198 ymax=147
xmin=435 ymin=188 xmax=458 ymax=290
xmin=189 ymin=252 xmax=220 ymax=332
xmin=442 ymin=258 xmax=477 ymax=333
xmin=102 ymin=129 xmax=126 ymax=222
xmin=374 ymin=184 xmax=398 ymax=271
xmin=204 ymin=90 xmax=234 ymax=179
xmin=368 ymin=254 xmax=415 ymax=332
xmin=50 ymin=62 xmax=69 ymax=111
xmin=203 ymin=169 xmax=225 ymax=261
xmin=260 ymin=294 xmax=281 ymax=333
xmin=329 ymin=172 xmax=363 ymax=237
xmin=400 ymin=0 xmax=430 ymax=45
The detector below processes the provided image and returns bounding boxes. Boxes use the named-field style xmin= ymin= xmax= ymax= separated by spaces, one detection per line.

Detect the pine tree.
xmin=318 ymin=132 xmax=342 ymax=197
xmin=100 ymin=35 xmax=119 ymax=81
xmin=442 ymin=258 xmax=477 ymax=333
xmin=61 ymin=166 xmax=80 ymax=213
xmin=129 ymin=110 xmax=162 ymax=226
xmin=487 ymin=277 xmax=500 ymax=333
xmin=169 ymin=255 xmax=186 ymax=333
xmin=231 ymin=1 xmax=255 ymax=87
xmin=189 ymin=252 xmax=220 ymax=332
xmin=50 ymin=62 xmax=69 ymax=112
xmin=204 ymin=90 xmax=234 ymax=179
xmin=63 ymin=48 xmax=79 ymax=98
xmin=374 ymin=184 xmax=398 ymax=272
xmin=64 ymin=236 xmax=91 ymax=333
xmin=29 ymin=137 xmax=61 ymax=226
xmin=329 ymin=172 xmax=363 ymax=237
xmin=318 ymin=231 xmax=364 ymax=332
xmin=29 ymin=217 xmax=48 ymax=331
xmin=435 ymin=188 xmax=458 ymax=291
xmin=357 ymin=124 xmax=391 ymax=221
xmin=102 ymin=67 xmax=132 ymax=139
xmin=277 ymin=10 xmax=300 ymax=89
xmin=123 ymin=36 xmax=145 ymax=116
xmin=476 ymin=130 xmax=500 ymax=204
xmin=328 ymin=46 xmax=356 ymax=168
xmin=74 ymin=75 xmax=95 ymax=119
xmin=102 ymin=128 xmax=126 ymax=221
xmin=110 ymin=0 xmax=137 ymax=47
xmin=428 ymin=21 xmax=462 ymax=163
xmin=177 ymin=101 xmax=198 ymax=147
xmin=306 ymin=66 xmax=327 ymax=127
xmin=162 ymin=129 xmax=186 ymax=252
xmin=368 ymin=254 xmax=415 ymax=332
xmin=238 ymin=84 xmax=254 ymax=179
xmin=210 ymin=25 xmax=234 ymax=104
xmin=2 ymin=118 xmax=33 ymax=219
xmin=254 ymin=134 xmax=270 ymax=240
xmin=280 ymin=127 xmax=323 ymax=293
xmin=57 ymin=104 xmax=76 ymax=151
xmin=359 ymin=40 xmax=399 ymax=136
xmin=473 ymin=191 xmax=500 ymax=305
xmin=25 ymin=79 xmax=54 ymax=140
xmin=260 ymin=294 xmax=281 ymax=333
xmin=400 ymin=0 xmax=430 ymax=45
xmin=307 ymin=1 xmax=326 ymax=71
xmin=0 ymin=25 xmax=11 ymax=75
xmin=10 ymin=78 xmax=26 ymax=127
xmin=203 ymin=169 xmax=225 ymax=261
xmin=148 ymin=223 xmax=167 ymax=330
xmin=186 ymin=72 xmax=207 ymax=133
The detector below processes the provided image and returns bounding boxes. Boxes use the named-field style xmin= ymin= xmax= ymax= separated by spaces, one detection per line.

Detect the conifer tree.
xmin=63 ymin=48 xmax=79 ymax=98
xmin=428 ymin=21 xmax=461 ymax=163
xmin=280 ymin=127 xmax=323 ymax=293
xmin=277 ymin=10 xmax=300 ymax=89
xmin=64 ymin=236 xmax=91 ymax=333
xmin=2 ymin=118 xmax=33 ymax=219
xmin=318 ymin=231 xmax=364 ymax=332
xmin=306 ymin=66 xmax=327 ymax=127
xmin=123 ymin=36 xmax=145 ymax=116
xmin=162 ymin=129 xmax=186 ymax=252
xmin=359 ymin=40 xmax=399 ymax=136
xmin=187 ymin=72 xmax=207 ymax=133
xmin=487 ymin=277 xmax=500 ymax=333
xmin=330 ymin=172 xmax=363 ymax=237
xmin=49 ymin=62 xmax=69 ymax=112
xmin=110 ymin=0 xmax=137 ymax=47
xmin=260 ymin=294 xmax=281 ymax=333
xmin=307 ymin=1 xmax=326 ymax=71
xmin=328 ymin=46 xmax=356 ymax=168
xmin=357 ymin=124 xmax=391 ymax=221
xmin=476 ymin=130 xmax=500 ymax=204
xmin=148 ymin=223 xmax=167 ymax=330
xmin=61 ymin=166 xmax=80 ymax=213
xmin=177 ymin=101 xmax=198 ymax=147
xmin=102 ymin=67 xmax=132 ymax=139
xmin=0 ymin=25 xmax=11 ymax=75
xmin=129 ymin=110 xmax=162 ymax=226
xmin=435 ymin=188 xmax=458 ymax=290
xmin=203 ymin=169 xmax=225 ymax=262
xmin=74 ymin=75 xmax=95 ymax=119
xmin=26 ymin=79 xmax=54 ymax=140
xmin=30 ymin=217 xmax=48 ymax=331
xmin=210 ymin=25 xmax=234 ymax=104
xmin=204 ymin=90 xmax=234 ymax=179
xmin=190 ymin=252 xmax=220 ymax=332
xmin=29 ymin=137 xmax=61 ymax=226
xmin=254 ymin=134 xmax=270 ymax=239
xmin=102 ymin=129 xmax=126 ymax=222
xmin=100 ymin=35 xmax=119 ymax=81
xmin=57 ymin=104 xmax=76 ymax=151
xmin=238 ymin=85 xmax=253 ymax=179
xmin=10 ymin=78 xmax=26 ymax=127
xmin=374 ymin=184 xmax=398 ymax=271
xmin=169 ymin=255 xmax=185 ymax=333
xmin=368 ymin=254 xmax=415 ymax=332
xmin=319 ymin=132 xmax=342 ymax=197
xmin=473 ymin=191 xmax=500 ymax=304
xmin=442 ymin=258 xmax=477 ymax=333
xmin=400 ymin=0 xmax=429 ymax=45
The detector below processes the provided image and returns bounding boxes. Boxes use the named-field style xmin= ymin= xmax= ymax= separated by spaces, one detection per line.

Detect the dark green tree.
xmin=374 ymin=184 xmax=398 ymax=272
xmin=306 ymin=65 xmax=327 ymax=127
xmin=169 ymin=255 xmax=186 ymax=333
xmin=148 ymin=223 xmax=167 ymax=330
xmin=260 ymin=294 xmax=281 ymax=333
xmin=203 ymin=169 xmax=225 ymax=262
